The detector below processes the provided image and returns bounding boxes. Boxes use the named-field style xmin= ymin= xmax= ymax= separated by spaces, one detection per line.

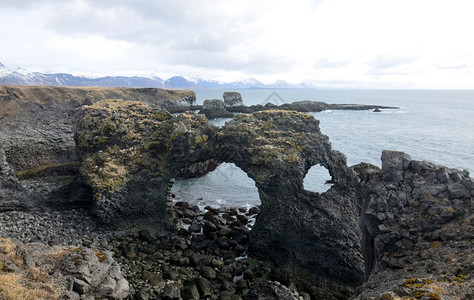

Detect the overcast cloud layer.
xmin=1 ymin=0 xmax=474 ymax=88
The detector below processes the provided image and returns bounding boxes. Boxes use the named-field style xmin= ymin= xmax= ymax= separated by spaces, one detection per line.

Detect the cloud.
xmin=314 ymin=58 xmax=351 ymax=69
xmin=0 ymin=0 xmax=61 ymax=9
xmin=34 ymin=0 xmax=294 ymax=74
xmin=371 ymin=55 xmax=416 ymax=70
xmin=2 ymin=0 xmax=474 ymax=88
xmin=436 ymin=64 xmax=472 ymax=70
xmin=43 ymin=0 xmax=264 ymax=46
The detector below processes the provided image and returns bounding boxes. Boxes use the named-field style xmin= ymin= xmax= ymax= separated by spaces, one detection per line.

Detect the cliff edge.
xmin=354 ymin=151 xmax=473 ymax=299
xmin=0 ymin=85 xmax=196 ymax=175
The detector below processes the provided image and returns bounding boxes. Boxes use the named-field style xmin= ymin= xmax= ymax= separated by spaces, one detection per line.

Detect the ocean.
xmin=171 ymin=89 xmax=474 ymax=209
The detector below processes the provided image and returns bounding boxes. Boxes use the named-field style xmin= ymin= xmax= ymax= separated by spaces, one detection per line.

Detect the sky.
xmin=1 ymin=0 xmax=474 ymax=88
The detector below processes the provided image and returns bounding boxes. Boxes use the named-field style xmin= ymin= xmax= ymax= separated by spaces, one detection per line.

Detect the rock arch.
xmin=216 ymin=111 xmax=364 ymax=296
xmin=75 ymin=102 xmax=364 ymax=297
xmin=172 ymin=162 xmax=261 ymax=210
xmin=303 ymin=164 xmax=333 ymax=193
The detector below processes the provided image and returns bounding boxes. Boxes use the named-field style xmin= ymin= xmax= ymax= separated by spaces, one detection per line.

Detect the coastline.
xmin=0 ymin=86 xmax=472 ymax=299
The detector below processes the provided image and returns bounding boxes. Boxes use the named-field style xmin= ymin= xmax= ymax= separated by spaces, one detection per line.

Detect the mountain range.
xmin=0 ymin=62 xmax=315 ymax=90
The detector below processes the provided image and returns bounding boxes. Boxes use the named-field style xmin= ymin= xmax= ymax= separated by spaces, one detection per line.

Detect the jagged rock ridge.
xmin=353 ymin=151 xmax=473 ymax=299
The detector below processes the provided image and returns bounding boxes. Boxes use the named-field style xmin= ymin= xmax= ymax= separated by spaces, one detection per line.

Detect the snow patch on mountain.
xmin=0 ymin=63 xmax=316 ymax=89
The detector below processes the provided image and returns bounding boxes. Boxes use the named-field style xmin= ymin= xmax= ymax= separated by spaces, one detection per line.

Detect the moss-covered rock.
xmin=75 ymin=106 xmax=364 ymax=297
xmin=0 ymin=85 xmax=196 ymax=174
xmin=217 ymin=110 xmax=364 ymax=298
xmin=74 ymin=99 xmax=217 ymax=229
xmin=223 ymin=92 xmax=244 ymax=107
xmin=351 ymin=162 xmax=380 ymax=182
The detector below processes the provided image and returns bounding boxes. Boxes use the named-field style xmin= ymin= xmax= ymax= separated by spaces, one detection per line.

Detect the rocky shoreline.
xmin=1 ymin=86 xmax=473 ymax=299
xmin=0 ymin=192 xmax=313 ymax=300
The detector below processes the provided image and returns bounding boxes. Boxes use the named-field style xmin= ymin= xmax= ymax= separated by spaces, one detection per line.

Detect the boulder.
xmin=223 ymin=92 xmax=244 ymax=107
xmin=243 ymin=280 xmax=299 ymax=300
xmin=354 ymin=150 xmax=474 ymax=299
xmin=199 ymin=99 xmax=233 ymax=119
xmin=60 ymin=247 xmax=129 ymax=299
xmin=74 ymin=99 xmax=217 ymax=229
xmin=0 ymin=238 xmax=129 ymax=299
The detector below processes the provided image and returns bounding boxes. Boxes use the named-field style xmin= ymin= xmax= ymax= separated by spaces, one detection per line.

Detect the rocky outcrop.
xmin=75 ymin=106 xmax=364 ymax=297
xmin=0 ymin=145 xmax=31 ymax=211
xmin=198 ymin=99 xmax=233 ymax=119
xmin=216 ymin=110 xmax=364 ymax=298
xmin=0 ymin=85 xmax=396 ymax=175
xmin=354 ymin=151 xmax=473 ymax=299
xmin=74 ymin=99 xmax=217 ymax=229
xmin=177 ymin=159 xmax=220 ymax=179
xmin=226 ymin=100 xmax=397 ymax=114
xmin=0 ymin=86 xmax=196 ymax=174
xmin=0 ymin=238 xmax=129 ymax=299
xmin=161 ymin=93 xmax=198 ymax=113
xmin=223 ymin=91 xmax=244 ymax=107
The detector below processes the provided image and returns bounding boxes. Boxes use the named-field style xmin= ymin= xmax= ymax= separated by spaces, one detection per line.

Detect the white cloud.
xmin=1 ymin=0 xmax=474 ymax=88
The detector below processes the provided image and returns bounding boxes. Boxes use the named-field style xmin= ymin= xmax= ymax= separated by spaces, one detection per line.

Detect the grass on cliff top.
xmin=0 ymin=238 xmax=58 ymax=300
xmin=0 ymin=85 xmax=193 ymax=124
xmin=0 ymin=273 xmax=57 ymax=300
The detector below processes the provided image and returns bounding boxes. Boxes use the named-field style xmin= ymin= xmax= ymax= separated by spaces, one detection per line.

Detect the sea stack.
xmin=199 ymin=99 xmax=233 ymax=119
xmin=223 ymin=91 xmax=244 ymax=107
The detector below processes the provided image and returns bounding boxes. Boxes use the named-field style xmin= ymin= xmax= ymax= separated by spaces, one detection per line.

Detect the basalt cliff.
xmin=0 ymin=86 xmax=472 ymax=299
xmin=0 ymin=85 xmax=196 ymax=175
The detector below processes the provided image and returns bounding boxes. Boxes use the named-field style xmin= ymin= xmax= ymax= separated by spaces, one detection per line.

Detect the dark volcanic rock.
xmin=223 ymin=92 xmax=244 ymax=107
xmin=74 ymin=99 xmax=217 ymax=229
xmin=178 ymin=159 xmax=220 ymax=179
xmin=217 ymin=110 xmax=364 ymax=298
xmin=0 ymin=145 xmax=31 ymax=211
xmin=0 ymin=86 xmax=195 ymax=174
xmin=280 ymin=100 xmax=329 ymax=112
xmin=354 ymin=150 xmax=474 ymax=299
xmin=244 ymin=281 xmax=299 ymax=300
xmin=199 ymin=99 xmax=233 ymax=119
xmin=75 ymin=107 xmax=364 ymax=297
xmin=226 ymin=100 xmax=398 ymax=114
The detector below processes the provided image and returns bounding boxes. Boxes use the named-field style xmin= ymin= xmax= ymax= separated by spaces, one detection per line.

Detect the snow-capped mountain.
xmin=0 ymin=62 xmax=316 ymax=89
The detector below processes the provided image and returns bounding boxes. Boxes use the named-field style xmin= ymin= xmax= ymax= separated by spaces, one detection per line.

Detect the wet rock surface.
xmin=354 ymin=151 xmax=474 ymax=299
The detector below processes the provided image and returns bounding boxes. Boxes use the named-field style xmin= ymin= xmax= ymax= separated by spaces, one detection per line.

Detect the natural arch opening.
xmin=303 ymin=164 xmax=333 ymax=194
xmin=171 ymin=162 xmax=261 ymax=210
